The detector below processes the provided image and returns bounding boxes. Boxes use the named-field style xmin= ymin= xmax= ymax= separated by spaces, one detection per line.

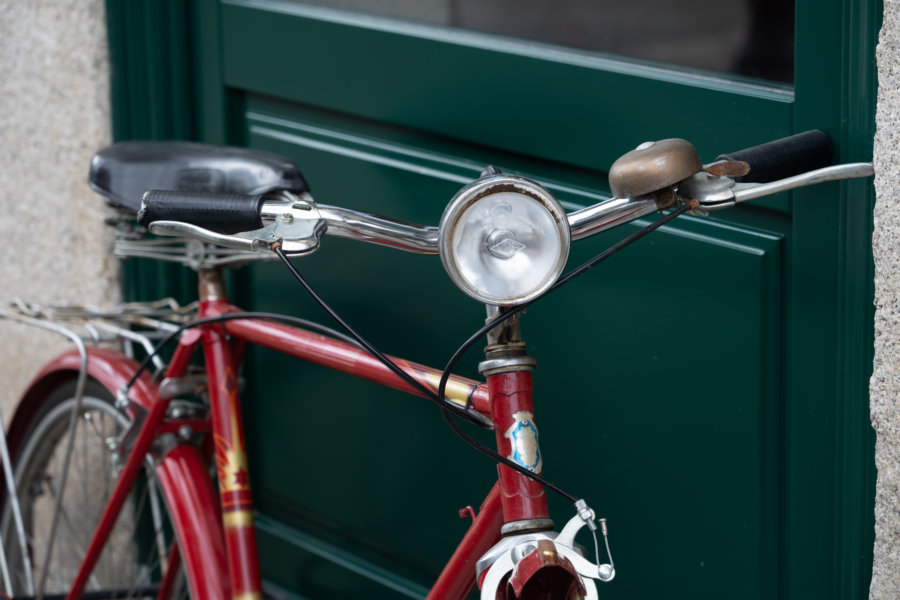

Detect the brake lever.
xmin=148 ymin=209 xmax=327 ymax=257
xmin=678 ymin=162 xmax=875 ymax=214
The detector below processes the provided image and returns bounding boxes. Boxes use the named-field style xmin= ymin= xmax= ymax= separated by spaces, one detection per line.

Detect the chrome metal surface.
xmin=149 ymin=190 xmax=438 ymax=259
xmin=478 ymin=536 xmax=600 ymax=600
xmin=733 ymin=162 xmax=875 ymax=203
xmin=166 ymin=400 xmax=207 ymax=420
xmin=177 ymin=425 xmax=194 ymax=442
xmin=198 ymin=268 xmax=226 ymax=303
xmin=438 ymin=173 xmax=571 ymax=306
xmin=27 ymin=299 xmax=190 ymax=329
xmin=316 ymin=205 xmax=439 ymax=254
xmin=608 ymin=138 xmax=703 ymax=198
xmin=258 ymin=190 xmax=315 ymax=220
xmin=677 ymin=171 xmax=738 ymax=211
xmin=148 ymin=208 xmax=327 ymax=258
xmin=573 ymin=498 xmax=598 ymax=532
xmin=115 ymin=388 xmax=130 ymax=410
xmin=567 ymin=195 xmax=660 ymax=240
xmin=239 ymin=208 xmax=326 ymax=255
xmin=500 ymin=518 xmax=555 ymax=535
xmin=115 ymin=236 xmax=268 ymax=268
xmin=477 ymin=505 xmax=615 ymax=599
xmin=0 ymin=408 xmax=28 ymax=596
xmin=598 ymin=564 xmax=616 ymax=582
xmin=262 ymin=182 xmax=473 ymax=257
xmin=159 ymin=376 xmax=208 ymax=400
xmin=484 ymin=305 xmax=524 ymax=346
xmin=481 ymin=308 xmax=535 ymax=374
xmin=0 ymin=514 xmax=10 ymax=596
xmin=478 ymin=355 xmax=538 ymax=376
xmin=143 ymin=222 xmax=252 ymax=249
xmin=475 ymin=531 xmax=559 ymax=579
xmin=556 ymin=509 xmax=615 ymax=583
xmin=598 ymin=518 xmax=615 ymax=582
xmin=93 ymin=322 xmax=167 ymax=372
xmin=113 ymin=402 xmax=148 ymax=464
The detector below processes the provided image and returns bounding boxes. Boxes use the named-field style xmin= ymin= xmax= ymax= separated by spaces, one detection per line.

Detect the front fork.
xmin=477 ymin=307 xmax=613 ymax=599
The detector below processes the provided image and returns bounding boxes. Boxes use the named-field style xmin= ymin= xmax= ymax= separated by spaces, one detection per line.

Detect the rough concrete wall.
xmin=871 ymin=1 xmax=900 ymax=597
xmin=0 ymin=0 xmax=117 ymax=418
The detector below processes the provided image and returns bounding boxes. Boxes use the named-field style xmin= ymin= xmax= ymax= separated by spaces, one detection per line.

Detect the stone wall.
xmin=0 ymin=0 xmax=117 ymax=418
xmin=870 ymin=0 xmax=900 ymax=597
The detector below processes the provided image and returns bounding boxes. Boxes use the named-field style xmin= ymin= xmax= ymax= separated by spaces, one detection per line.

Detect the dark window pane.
xmin=298 ymin=0 xmax=794 ymax=84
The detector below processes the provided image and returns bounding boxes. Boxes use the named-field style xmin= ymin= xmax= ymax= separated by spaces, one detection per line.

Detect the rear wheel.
xmin=0 ymin=379 xmax=191 ymax=598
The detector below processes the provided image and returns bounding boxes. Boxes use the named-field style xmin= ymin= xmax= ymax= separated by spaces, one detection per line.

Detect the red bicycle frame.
xmin=18 ymin=268 xmax=551 ymax=599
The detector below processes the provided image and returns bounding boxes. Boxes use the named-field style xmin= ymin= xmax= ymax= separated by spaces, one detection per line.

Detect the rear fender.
xmin=5 ymin=347 xmax=157 ymax=461
xmin=5 ymin=347 xmax=228 ymax=597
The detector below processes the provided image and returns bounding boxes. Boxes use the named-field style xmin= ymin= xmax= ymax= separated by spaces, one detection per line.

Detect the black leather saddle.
xmin=89 ymin=141 xmax=309 ymax=211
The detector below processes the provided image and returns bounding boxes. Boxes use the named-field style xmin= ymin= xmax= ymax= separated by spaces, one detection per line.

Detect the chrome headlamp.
xmin=438 ymin=170 xmax=571 ymax=306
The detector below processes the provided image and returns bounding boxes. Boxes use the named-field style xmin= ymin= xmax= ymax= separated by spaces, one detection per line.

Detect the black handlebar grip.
xmin=137 ymin=190 xmax=266 ymax=234
xmin=716 ymin=130 xmax=833 ymax=183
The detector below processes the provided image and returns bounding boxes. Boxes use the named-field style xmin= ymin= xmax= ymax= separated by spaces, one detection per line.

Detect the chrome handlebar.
xmin=147 ymin=162 xmax=875 ymax=258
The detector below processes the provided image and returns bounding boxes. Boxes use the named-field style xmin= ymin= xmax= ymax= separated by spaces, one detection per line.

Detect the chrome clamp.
xmin=477 ymin=506 xmax=615 ymax=599
xmin=677 ymin=171 xmax=737 ymax=213
xmin=148 ymin=194 xmax=327 ymax=258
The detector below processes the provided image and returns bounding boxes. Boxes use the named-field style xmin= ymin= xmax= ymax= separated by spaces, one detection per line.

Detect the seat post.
xmin=198 ymin=268 xmax=226 ymax=302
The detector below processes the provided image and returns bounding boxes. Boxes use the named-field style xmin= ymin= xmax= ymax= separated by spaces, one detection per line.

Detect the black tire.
xmin=0 ymin=378 xmax=191 ymax=599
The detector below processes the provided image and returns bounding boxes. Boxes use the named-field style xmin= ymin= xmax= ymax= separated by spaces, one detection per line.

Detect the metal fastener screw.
xmin=279 ymin=213 xmax=294 ymax=224
xmin=178 ymin=425 xmax=193 ymax=441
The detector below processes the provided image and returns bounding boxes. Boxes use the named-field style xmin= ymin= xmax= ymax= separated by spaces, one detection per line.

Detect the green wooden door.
xmin=108 ymin=1 xmax=880 ymax=597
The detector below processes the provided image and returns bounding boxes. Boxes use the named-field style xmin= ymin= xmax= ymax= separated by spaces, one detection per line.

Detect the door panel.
xmin=238 ymin=99 xmax=785 ymax=597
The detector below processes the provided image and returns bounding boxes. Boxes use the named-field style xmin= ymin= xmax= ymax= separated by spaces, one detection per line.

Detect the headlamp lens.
xmin=439 ymin=174 xmax=570 ymax=306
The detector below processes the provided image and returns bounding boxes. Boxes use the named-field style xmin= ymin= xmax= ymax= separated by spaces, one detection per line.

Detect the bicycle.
xmin=0 ymin=131 xmax=874 ymax=599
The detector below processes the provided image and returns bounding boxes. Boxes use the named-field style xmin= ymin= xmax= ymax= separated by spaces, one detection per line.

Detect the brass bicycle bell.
xmin=608 ymin=138 xmax=703 ymax=200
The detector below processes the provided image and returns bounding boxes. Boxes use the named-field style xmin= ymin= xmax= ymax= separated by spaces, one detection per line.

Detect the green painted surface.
xmin=106 ymin=0 xmax=879 ymax=597
xmin=239 ymin=108 xmax=785 ymax=598
xmin=221 ymin=0 xmax=793 ymax=175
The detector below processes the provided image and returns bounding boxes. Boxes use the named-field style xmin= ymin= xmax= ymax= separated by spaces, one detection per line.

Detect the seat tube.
xmin=480 ymin=307 xmax=552 ymax=534
xmin=198 ymin=269 xmax=264 ymax=600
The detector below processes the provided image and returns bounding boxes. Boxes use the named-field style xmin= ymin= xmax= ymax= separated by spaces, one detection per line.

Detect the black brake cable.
xmin=277 ymin=205 xmax=688 ymax=506
xmin=435 ymin=204 xmax=690 ymax=506
xmin=272 ymin=247 xmax=586 ymax=500
xmin=273 ymin=247 xmax=489 ymax=428
xmin=122 ymin=205 xmax=688 ymax=508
